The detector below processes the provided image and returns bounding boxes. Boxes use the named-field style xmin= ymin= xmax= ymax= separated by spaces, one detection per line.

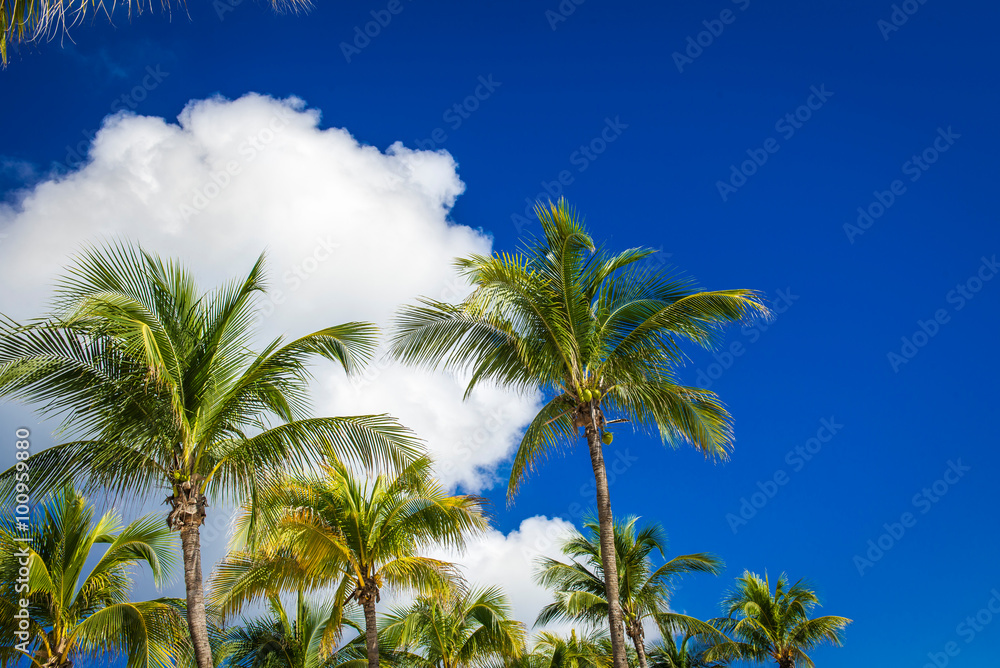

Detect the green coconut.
xmin=602 ymin=431 xmax=613 ymax=445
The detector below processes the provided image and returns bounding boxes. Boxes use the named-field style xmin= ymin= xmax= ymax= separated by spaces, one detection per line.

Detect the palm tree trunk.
xmin=180 ymin=524 xmax=214 ymax=668
xmin=584 ymin=417 xmax=628 ymax=668
xmin=628 ymin=624 xmax=649 ymax=668
xmin=362 ymin=593 xmax=379 ymax=668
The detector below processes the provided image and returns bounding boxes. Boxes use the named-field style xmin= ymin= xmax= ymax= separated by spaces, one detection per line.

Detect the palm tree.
xmin=535 ymin=516 xmax=723 ymax=668
xmin=0 ymin=242 xmax=421 ymax=668
xmin=0 ymin=486 xmax=188 ymax=668
xmin=509 ymin=630 xmax=613 ymax=668
xmin=0 ymin=0 xmax=305 ymax=66
xmin=646 ymin=633 xmax=724 ymax=668
xmin=389 ymin=198 xmax=769 ymax=668
xmin=220 ymin=590 xmax=368 ymax=668
xmin=211 ymin=456 xmax=489 ymax=668
xmin=380 ymin=585 xmax=527 ymax=668
xmin=704 ymin=571 xmax=851 ymax=668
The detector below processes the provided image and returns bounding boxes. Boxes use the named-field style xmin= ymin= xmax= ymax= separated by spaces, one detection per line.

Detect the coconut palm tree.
xmin=704 ymin=571 xmax=851 ymax=668
xmin=220 ymin=589 xmax=369 ymax=668
xmin=211 ymin=456 xmax=489 ymax=668
xmin=646 ymin=633 xmax=724 ymax=668
xmin=535 ymin=516 xmax=723 ymax=668
xmin=507 ymin=630 xmax=613 ymax=668
xmin=0 ymin=242 xmax=421 ymax=668
xmin=0 ymin=486 xmax=188 ymax=668
xmin=380 ymin=585 xmax=527 ymax=668
xmin=389 ymin=198 xmax=769 ymax=668
xmin=0 ymin=0 xmax=306 ymax=66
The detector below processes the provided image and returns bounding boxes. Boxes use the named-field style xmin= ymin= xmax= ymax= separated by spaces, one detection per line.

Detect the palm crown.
xmin=509 ymin=630 xmax=614 ymax=668
xmin=380 ymin=585 xmax=527 ymax=668
xmin=535 ymin=516 xmax=723 ymax=668
xmin=390 ymin=199 xmax=768 ymax=668
xmin=390 ymin=199 xmax=769 ymax=497
xmin=705 ymin=571 xmax=852 ymax=668
xmin=219 ymin=590 xmax=366 ymax=668
xmin=212 ymin=456 xmax=489 ymax=668
xmin=0 ymin=487 xmax=187 ymax=668
xmin=0 ymin=242 xmax=420 ymax=668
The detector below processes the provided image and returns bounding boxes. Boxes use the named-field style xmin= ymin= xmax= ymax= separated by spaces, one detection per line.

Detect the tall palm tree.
xmin=704 ymin=571 xmax=851 ymax=668
xmin=508 ymin=630 xmax=613 ymax=668
xmin=0 ymin=487 xmax=188 ymax=668
xmin=389 ymin=198 xmax=769 ymax=668
xmin=211 ymin=456 xmax=489 ymax=668
xmin=0 ymin=0 xmax=306 ymax=66
xmin=0 ymin=242 xmax=421 ymax=668
xmin=380 ymin=585 xmax=527 ymax=668
xmin=535 ymin=516 xmax=723 ymax=668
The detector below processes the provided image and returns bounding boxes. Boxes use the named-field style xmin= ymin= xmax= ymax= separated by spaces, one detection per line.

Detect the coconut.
xmin=602 ymin=431 xmax=613 ymax=445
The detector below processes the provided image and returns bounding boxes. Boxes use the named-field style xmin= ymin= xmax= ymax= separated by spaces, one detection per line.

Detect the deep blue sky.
xmin=3 ymin=0 xmax=1000 ymax=666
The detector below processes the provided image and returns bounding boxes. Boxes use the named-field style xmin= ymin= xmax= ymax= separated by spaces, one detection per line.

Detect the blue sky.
xmin=2 ymin=0 xmax=999 ymax=666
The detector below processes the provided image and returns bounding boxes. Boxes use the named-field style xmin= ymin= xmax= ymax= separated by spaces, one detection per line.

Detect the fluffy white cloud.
xmin=0 ymin=92 xmax=540 ymax=493
xmin=427 ymin=515 xmax=580 ymax=632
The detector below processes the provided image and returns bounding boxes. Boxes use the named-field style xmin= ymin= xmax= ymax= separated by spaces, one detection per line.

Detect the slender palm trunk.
xmin=362 ymin=592 xmax=379 ymax=668
xmin=628 ymin=623 xmax=649 ymax=668
xmin=583 ymin=413 xmax=628 ymax=668
xmin=180 ymin=524 xmax=214 ymax=668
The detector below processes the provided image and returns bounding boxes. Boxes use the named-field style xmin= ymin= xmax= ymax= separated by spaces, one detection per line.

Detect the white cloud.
xmin=0 ymin=92 xmax=540 ymax=493
xmin=327 ymin=365 xmax=540 ymax=491
xmin=427 ymin=515 xmax=579 ymax=632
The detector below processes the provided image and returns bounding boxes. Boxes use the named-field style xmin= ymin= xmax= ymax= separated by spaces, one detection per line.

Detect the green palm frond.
xmin=0 ymin=487 xmax=187 ymax=668
xmin=381 ymin=585 xmax=527 ymax=668
xmin=390 ymin=198 xmax=770 ymax=504
xmin=704 ymin=571 xmax=852 ymax=667
xmin=210 ymin=457 xmax=488 ymax=667
xmin=534 ymin=514 xmax=722 ymax=668
xmin=0 ymin=0 xmax=312 ymax=66
xmin=0 ymin=241 xmax=423 ymax=668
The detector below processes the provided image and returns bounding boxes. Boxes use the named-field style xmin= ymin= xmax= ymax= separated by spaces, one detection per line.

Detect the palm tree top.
xmin=0 ymin=241 xmax=421 ymax=504
xmin=381 ymin=584 xmax=528 ymax=668
xmin=707 ymin=570 xmax=852 ymax=668
xmin=533 ymin=512 xmax=725 ymax=668
xmin=0 ymin=486 xmax=188 ymax=668
xmin=390 ymin=199 xmax=771 ymax=499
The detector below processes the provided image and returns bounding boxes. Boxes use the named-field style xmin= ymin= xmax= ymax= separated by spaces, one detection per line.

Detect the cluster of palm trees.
xmin=0 ymin=200 xmax=850 ymax=667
